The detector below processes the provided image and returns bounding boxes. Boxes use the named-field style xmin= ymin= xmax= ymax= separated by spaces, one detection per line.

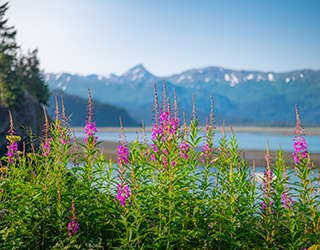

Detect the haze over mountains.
xmin=45 ymin=64 xmax=320 ymax=127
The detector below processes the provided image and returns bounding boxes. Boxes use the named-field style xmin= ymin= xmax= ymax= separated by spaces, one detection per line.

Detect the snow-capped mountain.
xmin=44 ymin=65 xmax=320 ymax=126
xmin=116 ymin=64 xmax=158 ymax=84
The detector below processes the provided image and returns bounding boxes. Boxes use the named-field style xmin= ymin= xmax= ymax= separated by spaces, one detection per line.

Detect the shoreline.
xmin=75 ymin=139 xmax=320 ymax=167
xmin=70 ymin=126 xmax=320 ymax=136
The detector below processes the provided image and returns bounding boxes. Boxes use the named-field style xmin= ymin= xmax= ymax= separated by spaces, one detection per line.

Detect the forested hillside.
xmin=0 ymin=1 xmax=49 ymax=157
xmin=47 ymin=90 xmax=140 ymax=127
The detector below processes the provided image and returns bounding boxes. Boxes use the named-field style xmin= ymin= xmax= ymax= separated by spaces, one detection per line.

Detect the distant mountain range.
xmin=44 ymin=64 xmax=320 ymax=126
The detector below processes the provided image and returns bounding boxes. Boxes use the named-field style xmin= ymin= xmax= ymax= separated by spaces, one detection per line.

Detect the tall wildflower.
xmin=60 ymin=96 xmax=70 ymax=144
xmin=151 ymin=107 xmax=180 ymax=167
xmin=282 ymin=193 xmax=294 ymax=210
xmin=84 ymin=87 xmax=98 ymax=144
xmin=117 ymin=183 xmax=131 ymax=207
xmin=292 ymin=105 xmax=308 ymax=165
xmin=201 ymin=143 xmax=214 ymax=163
xmin=282 ymin=165 xmax=294 ymax=209
xmin=68 ymin=197 xmax=79 ymax=236
xmin=180 ymin=112 xmax=190 ymax=160
xmin=41 ymin=107 xmax=51 ymax=157
xmin=6 ymin=111 xmax=20 ymax=164
xmin=116 ymin=117 xmax=131 ymax=207
xmin=261 ymin=139 xmax=274 ymax=213
xmin=52 ymin=96 xmax=71 ymax=150
xmin=151 ymin=81 xmax=180 ymax=166
xmin=202 ymin=95 xmax=216 ymax=164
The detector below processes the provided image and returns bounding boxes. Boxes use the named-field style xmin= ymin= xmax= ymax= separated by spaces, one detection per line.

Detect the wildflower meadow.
xmin=0 ymin=82 xmax=319 ymax=249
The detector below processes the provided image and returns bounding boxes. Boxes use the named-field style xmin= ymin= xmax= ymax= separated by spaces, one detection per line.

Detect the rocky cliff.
xmin=0 ymin=91 xmax=45 ymax=158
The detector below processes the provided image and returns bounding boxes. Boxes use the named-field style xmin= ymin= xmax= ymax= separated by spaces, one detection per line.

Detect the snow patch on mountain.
xmin=268 ymin=73 xmax=275 ymax=81
xmin=55 ymin=73 xmax=62 ymax=80
xmin=177 ymin=75 xmax=185 ymax=83
xmin=246 ymin=74 xmax=254 ymax=80
xmin=256 ymin=75 xmax=265 ymax=81
xmin=230 ymin=73 xmax=239 ymax=87
xmin=224 ymin=73 xmax=230 ymax=81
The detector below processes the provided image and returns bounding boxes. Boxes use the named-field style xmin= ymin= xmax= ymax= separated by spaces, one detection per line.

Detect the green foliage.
xmin=0 ymin=86 xmax=319 ymax=249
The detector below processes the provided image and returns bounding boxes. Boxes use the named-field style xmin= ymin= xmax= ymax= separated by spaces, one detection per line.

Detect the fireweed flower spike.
xmin=292 ymin=105 xmax=308 ymax=165
xmin=84 ymin=87 xmax=98 ymax=144
xmin=117 ymin=145 xmax=129 ymax=165
xmin=7 ymin=110 xmax=20 ymax=164
xmin=68 ymin=197 xmax=79 ymax=236
xmin=117 ymin=183 xmax=131 ymax=207
xmin=41 ymin=107 xmax=51 ymax=157
xmin=201 ymin=143 xmax=214 ymax=163
xmin=116 ymin=117 xmax=131 ymax=207
xmin=261 ymin=138 xmax=274 ymax=213
xmin=282 ymin=193 xmax=294 ymax=209
xmin=59 ymin=96 xmax=71 ymax=146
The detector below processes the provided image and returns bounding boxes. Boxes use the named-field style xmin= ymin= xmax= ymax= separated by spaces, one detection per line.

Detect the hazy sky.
xmin=7 ymin=0 xmax=320 ymax=76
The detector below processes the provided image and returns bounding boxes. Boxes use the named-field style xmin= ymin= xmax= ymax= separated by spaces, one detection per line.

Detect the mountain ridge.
xmin=44 ymin=64 xmax=320 ymax=126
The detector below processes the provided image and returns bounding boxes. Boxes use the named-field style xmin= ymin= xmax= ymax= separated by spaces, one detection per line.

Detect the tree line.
xmin=0 ymin=1 xmax=49 ymax=108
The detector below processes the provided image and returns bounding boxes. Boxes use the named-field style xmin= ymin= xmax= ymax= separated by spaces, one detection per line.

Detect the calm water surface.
xmin=74 ymin=131 xmax=320 ymax=153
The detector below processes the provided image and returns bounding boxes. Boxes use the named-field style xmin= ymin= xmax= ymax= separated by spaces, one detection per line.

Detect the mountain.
xmin=46 ymin=90 xmax=140 ymax=127
xmin=44 ymin=65 xmax=320 ymax=126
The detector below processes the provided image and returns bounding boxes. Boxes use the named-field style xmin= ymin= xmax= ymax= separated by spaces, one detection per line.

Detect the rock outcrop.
xmin=0 ymin=91 xmax=45 ymax=158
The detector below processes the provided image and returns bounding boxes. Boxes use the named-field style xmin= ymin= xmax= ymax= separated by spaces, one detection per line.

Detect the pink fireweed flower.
xmin=201 ymin=143 xmax=214 ymax=163
xmin=151 ymin=110 xmax=180 ymax=142
xmin=261 ymin=200 xmax=274 ymax=212
xmin=60 ymin=132 xmax=70 ymax=145
xmin=180 ymin=141 xmax=190 ymax=160
xmin=282 ymin=193 xmax=294 ymax=209
xmin=84 ymin=120 xmax=98 ymax=143
xmin=117 ymin=145 xmax=129 ymax=165
xmin=117 ymin=184 xmax=131 ymax=207
xmin=68 ymin=197 xmax=79 ymax=236
xmin=7 ymin=110 xmax=19 ymax=164
xmin=292 ymin=137 xmax=308 ymax=164
xmin=68 ymin=220 xmax=79 ymax=236
xmin=163 ymin=157 xmax=168 ymax=166
xmin=292 ymin=105 xmax=308 ymax=165
xmin=263 ymin=168 xmax=274 ymax=183
xmin=41 ymin=139 xmax=51 ymax=157
xmin=7 ymin=142 xmax=18 ymax=164
xmin=152 ymin=144 xmax=158 ymax=153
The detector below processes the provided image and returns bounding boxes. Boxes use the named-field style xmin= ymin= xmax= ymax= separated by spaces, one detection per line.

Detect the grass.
xmin=0 ymin=83 xmax=319 ymax=249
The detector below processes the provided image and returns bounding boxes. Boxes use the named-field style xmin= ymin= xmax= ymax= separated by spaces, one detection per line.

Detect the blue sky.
xmin=7 ymin=0 xmax=320 ymax=76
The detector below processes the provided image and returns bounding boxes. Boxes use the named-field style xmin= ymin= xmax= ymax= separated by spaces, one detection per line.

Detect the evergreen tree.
xmin=18 ymin=49 xmax=50 ymax=105
xmin=0 ymin=1 xmax=22 ymax=107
